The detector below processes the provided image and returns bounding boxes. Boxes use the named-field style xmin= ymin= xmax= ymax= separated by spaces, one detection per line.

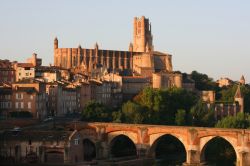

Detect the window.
xmin=15 ymin=102 xmax=19 ymax=109
xmin=28 ymin=102 xmax=31 ymax=109
xmin=21 ymin=102 xmax=24 ymax=109
xmin=74 ymin=139 xmax=79 ymax=145
xmin=16 ymin=93 xmax=23 ymax=99
xmin=30 ymin=95 xmax=33 ymax=100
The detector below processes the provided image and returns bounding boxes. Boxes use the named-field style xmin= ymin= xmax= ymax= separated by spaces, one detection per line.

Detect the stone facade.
xmin=53 ymin=16 xmax=180 ymax=89
xmin=0 ymin=60 xmax=15 ymax=83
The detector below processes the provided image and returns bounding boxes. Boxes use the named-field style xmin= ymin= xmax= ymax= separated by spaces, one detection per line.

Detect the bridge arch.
xmin=200 ymin=135 xmax=239 ymax=165
xmin=107 ymin=130 xmax=138 ymax=145
xmin=147 ymin=133 xmax=187 ymax=164
xmin=82 ymin=138 xmax=96 ymax=161
xmin=148 ymin=133 xmax=187 ymax=155
xmin=109 ymin=134 xmax=137 ymax=158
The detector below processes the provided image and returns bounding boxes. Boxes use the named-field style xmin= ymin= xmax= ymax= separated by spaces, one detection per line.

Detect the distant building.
xmin=54 ymin=16 xmax=181 ymax=89
xmin=0 ymin=84 xmax=12 ymax=117
xmin=12 ymin=79 xmax=48 ymax=119
xmin=14 ymin=63 xmax=35 ymax=82
xmin=201 ymin=85 xmax=244 ymax=120
xmin=26 ymin=53 xmax=42 ymax=67
xmin=0 ymin=59 xmax=15 ymax=83
xmin=239 ymin=75 xmax=246 ymax=85
xmin=216 ymin=77 xmax=233 ymax=87
xmin=122 ymin=76 xmax=150 ymax=101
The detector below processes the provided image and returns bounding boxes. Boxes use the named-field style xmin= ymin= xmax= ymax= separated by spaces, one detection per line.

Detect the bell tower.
xmin=133 ymin=16 xmax=153 ymax=52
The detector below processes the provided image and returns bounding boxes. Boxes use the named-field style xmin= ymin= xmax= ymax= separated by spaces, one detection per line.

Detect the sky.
xmin=0 ymin=0 xmax=249 ymax=82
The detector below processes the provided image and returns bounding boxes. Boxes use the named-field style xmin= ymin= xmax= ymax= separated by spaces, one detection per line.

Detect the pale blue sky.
xmin=0 ymin=0 xmax=249 ymax=82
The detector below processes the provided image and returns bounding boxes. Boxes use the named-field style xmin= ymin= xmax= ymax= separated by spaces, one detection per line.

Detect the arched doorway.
xmin=149 ymin=134 xmax=186 ymax=165
xmin=110 ymin=134 xmax=137 ymax=158
xmin=83 ymin=139 xmax=96 ymax=161
xmin=200 ymin=137 xmax=236 ymax=166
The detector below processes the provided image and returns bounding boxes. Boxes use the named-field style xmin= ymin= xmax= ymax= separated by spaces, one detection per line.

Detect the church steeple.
xmin=234 ymin=85 xmax=244 ymax=112
xmin=239 ymin=75 xmax=245 ymax=85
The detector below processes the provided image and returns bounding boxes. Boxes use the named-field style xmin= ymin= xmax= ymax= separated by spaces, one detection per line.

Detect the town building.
xmin=11 ymin=79 xmax=48 ymax=119
xmin=14 ymin=63 xmax=35 ymax=82
xmin=216 ymin=77 xmax=233 ymax=87
xmin=0 ymin=84 xmax=12 ymax=117
xmin=0 ymin=60 xmax=15 ymax=83
xmin=202 ymin=85 xmax=244 ymax=120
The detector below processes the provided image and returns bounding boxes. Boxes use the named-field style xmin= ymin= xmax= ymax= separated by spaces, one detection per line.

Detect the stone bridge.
xmin=67 ymin=122 xmax=250 ymax=166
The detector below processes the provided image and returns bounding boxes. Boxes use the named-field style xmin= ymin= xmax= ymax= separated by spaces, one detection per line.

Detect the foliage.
xmin=81 ymin=101 xmax=111 ymax=122
xmin=112 ymin=111 xmax=122 ymax=123
xmin=9 ymin=111 xmax=33 ymax=118
xmin=215 ymin=112 xmax=250 ymax=129
xmin=189 ymin=100 xmax=215 ymax=127
xmin=133 ymin=87 xmax=198 ymax=125
xmin=217 ymin=84 xmax=238 ymax=102
xmin=190 ymin=70 xmax=218 ymax=91
xmin=121 ymin=101 xmax=145 ymax=124
xmin=175 ymin=109 xmax=186 ymax=126
xmin=241 ymin=85 xmax=250 ymax=113
xmin=217 ymin=84 xmax=250 ymax=113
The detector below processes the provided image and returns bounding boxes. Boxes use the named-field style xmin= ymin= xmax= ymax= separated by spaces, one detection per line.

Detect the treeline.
xmin=81 ymin=71 xmax=250 ymax=129
xmin=81 ymin=87 xmax=215 ymax=127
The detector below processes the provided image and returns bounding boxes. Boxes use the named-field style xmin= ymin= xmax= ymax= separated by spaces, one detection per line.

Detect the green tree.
xmin=175 ymin=109 xmax=186 ymax=126
xmin=112 ymin=110 xmax=122 ymax=123
xmin=218 ymin=84 xmax=238 ymax=102
xmin=81 ymin=101 xmax=111 ymax=122
xmin=121 ymin=101 xmax=144 ymax=124
xmin=215 ymin=112 xmax=250 ymax=129
xmin=134 ymin=87 xmax=198 ymax=125
xmin=191 ymin=70 xmax=218 ymax=91
xmin=189 ymin=100 xmax=215 ymax=127
xmin=241 ymin=85 xmax=250 ymax=113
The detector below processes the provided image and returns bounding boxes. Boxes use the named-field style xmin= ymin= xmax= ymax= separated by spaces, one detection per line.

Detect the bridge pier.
xmin=136 ymin=144 xmax=149 ymax=158
xmin=183 ymin=149 xmax=201 ymax=166
xmin=237 ymin=151 xmax=250 ymax=166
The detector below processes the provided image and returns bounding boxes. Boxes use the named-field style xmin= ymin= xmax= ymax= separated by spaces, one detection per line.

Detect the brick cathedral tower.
xmin=133 ymin=16 xmax=154 ymax=52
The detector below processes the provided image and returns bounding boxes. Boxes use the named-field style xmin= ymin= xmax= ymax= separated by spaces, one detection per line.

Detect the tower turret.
xmin=54 ymin=37 xmax=58 ymax=49
xmin=239 ymin=75 xmax=245 ymax=85
xmin=133 ymin=16 xmax=153 ymax=52
xmin=234 ymin=85 xmax=244 ymax=112
xmin=94 ymin=42 xmax=99 ymax=50
xmin=129 ymin=42 xmax=133 ymax=52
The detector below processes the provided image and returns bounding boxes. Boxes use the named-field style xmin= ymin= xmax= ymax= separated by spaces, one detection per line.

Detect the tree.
xmin=191 ymin=70 xmax=218 ymax=91
xmin=121 ymin=101 xmax=144 ymax=124
xmin=175 ymin=109 xmax=186 ymax=126
xmin=189 ymin=100 xmax=215 ymax=127
xmin=81 ymin=101 xmax=111 ymax=122
xmin=215 ymin=112 xmax=250 ymax=129
xmin=133 ymin=87 xmax=198 ymax=125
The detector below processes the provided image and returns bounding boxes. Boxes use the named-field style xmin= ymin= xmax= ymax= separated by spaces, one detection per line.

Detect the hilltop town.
xmin=0 ymin=16 xmax=247 ymax=122
xmin=1 ymin=16 xmax=250 ymax=165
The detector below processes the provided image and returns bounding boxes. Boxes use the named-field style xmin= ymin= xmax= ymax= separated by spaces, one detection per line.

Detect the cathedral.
xmin=54 ymin=16 xmax=182 ymax=88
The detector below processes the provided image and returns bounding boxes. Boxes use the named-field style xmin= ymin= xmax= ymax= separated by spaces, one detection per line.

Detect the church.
xmin=54 ymin=16 xmax=182 ymax=89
